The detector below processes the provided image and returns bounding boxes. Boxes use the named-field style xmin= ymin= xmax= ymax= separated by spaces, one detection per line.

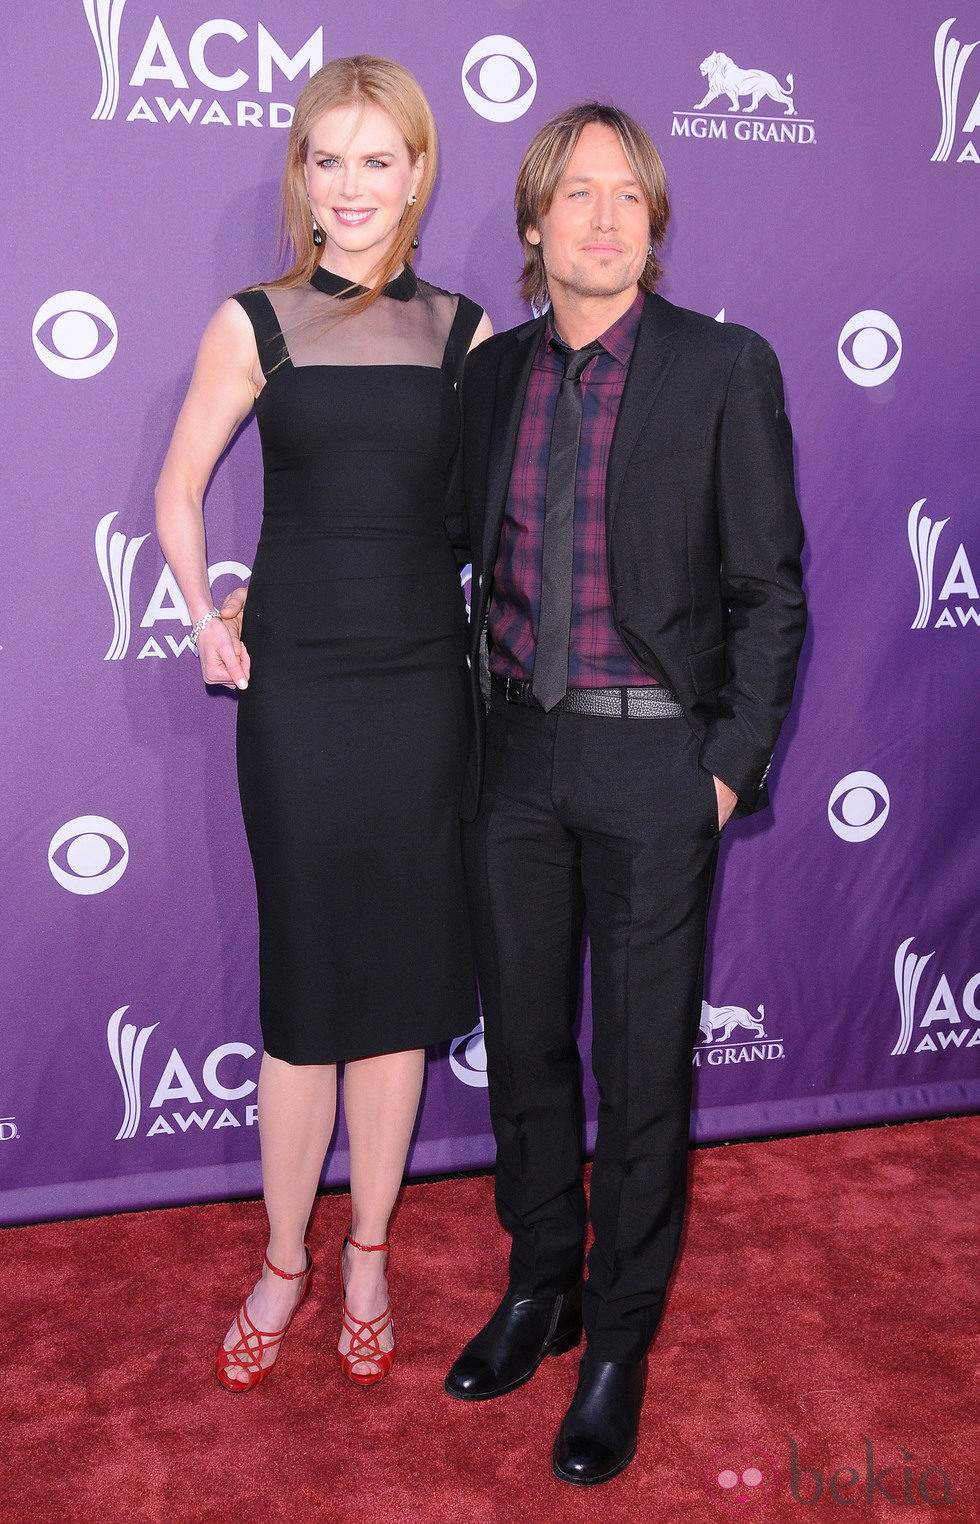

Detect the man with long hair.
xmin=445 ymin=103 xmax=805 ymax=1485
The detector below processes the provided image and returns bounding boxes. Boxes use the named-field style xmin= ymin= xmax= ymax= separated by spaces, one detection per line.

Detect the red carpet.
xmin=3 ymin=1115 xmax=978 ymax=1522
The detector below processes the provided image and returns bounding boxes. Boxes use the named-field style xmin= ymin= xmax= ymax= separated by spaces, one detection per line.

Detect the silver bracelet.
xmin=189 ymin=608 xmax=221 ymax=648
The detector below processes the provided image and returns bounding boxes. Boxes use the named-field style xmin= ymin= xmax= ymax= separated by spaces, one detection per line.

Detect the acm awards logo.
xmin=671 ymin=48 xmax=815 ymax=147
xmin=107 ymin=1007 xmax=258 ymax=1139
xmin=892 ymin=939 xmax=980 ymax=1057
xmin=96 ymin=512 xmax=250 ymax=661
xmin=83 ymin=0 xmax=321 ymax=127
xmin=692 ymin=1001 xmax=784 ymax=1068
xmin=908 ymin=500 xmax=979 ymax=631
xmin=932 ymin=17 xmax=980 ymax=163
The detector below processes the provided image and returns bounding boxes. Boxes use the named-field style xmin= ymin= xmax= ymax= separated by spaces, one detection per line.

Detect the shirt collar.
xmin=545 ymin=289 xmax=643 ymax=369
xmin=309 ymin=263 xmax=418 ymax=301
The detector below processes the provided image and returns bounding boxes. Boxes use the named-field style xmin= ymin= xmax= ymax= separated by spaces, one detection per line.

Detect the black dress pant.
xmin=464 ymin=695 xmax=720 ymax=1363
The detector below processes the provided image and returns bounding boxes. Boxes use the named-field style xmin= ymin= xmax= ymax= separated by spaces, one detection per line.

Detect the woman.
xmin=156 ymin=55 xmax=491 ymax=1391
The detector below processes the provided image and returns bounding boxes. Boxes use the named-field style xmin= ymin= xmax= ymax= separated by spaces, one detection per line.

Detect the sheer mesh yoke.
xmin=249 ymin=279 xmax=460 ymax=372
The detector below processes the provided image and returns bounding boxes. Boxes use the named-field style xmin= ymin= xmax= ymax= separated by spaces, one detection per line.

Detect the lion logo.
xmin=694 ymin=52 xmax=795 ymax=115
xmin=699 ymin=1001 xmax=766 ymax=1044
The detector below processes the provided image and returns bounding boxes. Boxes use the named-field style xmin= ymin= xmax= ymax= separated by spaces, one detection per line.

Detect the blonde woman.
xmin=156 ymin=55 xmax=491 ymax=1391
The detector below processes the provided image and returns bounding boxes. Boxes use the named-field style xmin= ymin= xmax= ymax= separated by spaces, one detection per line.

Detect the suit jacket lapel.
xmin=481 ymin=321 xmax=543 ymax=571
xmin=606 ymin=293 xmax=681 ymax=529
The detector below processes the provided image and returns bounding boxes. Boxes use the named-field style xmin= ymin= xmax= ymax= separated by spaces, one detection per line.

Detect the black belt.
xmin=491 ymin=675 xmax=684 ymax=718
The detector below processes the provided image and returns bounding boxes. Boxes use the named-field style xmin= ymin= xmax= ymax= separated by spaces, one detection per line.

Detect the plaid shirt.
xmin=488 ymin=291 xmax=658 ymax=686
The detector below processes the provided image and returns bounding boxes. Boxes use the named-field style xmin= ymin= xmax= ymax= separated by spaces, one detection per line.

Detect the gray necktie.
xmin=532 ymin=341 xmax=602 ymax=712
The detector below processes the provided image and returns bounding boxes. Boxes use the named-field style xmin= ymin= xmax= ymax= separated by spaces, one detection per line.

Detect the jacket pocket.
xmin=687 ymin=642 xmax=727 ymax=697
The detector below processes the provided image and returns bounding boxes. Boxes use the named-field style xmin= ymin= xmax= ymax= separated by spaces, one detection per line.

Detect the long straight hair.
xmin=515 ymin=103 xmax=670 ymax=311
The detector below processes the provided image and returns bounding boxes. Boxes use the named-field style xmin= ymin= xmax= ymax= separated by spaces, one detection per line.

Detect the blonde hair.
xmin=269 ymin=56 xmax=437 ymax=309
xmin=515 ymin=103 xmax=670 ymax=311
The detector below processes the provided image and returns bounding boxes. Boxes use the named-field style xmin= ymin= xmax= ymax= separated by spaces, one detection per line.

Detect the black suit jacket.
xmin=457 ymin=290 xmax=806 ymax=822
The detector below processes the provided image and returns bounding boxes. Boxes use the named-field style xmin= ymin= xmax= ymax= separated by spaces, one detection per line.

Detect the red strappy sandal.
xmin=337 ymin=1229 xmax=394 ymax=1385
xmin=215 ymin=1248 xmax=313 ymax=1392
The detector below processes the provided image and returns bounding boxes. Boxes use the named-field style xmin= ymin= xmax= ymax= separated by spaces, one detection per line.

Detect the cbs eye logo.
xmin=48 ymin=815 xmax=129 ymax=894
xmin=837 ymin=309 xmax=901 ymax=388
xmin=461 ymin=36 xmax=537 ymax=121
xmin=32 ymin=291 xmax=118 ymax=379
xmin=449 ymin=1017 xmax=489 ymax=1088
xmin=828 ymin=771 xmax=890 ymax=842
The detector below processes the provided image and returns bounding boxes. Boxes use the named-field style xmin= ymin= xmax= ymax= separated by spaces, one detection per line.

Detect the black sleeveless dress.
xmin=233 ymin=265 xmax=481 ymax=1064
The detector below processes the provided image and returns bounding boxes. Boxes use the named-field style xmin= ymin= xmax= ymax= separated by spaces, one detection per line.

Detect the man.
xmin=443 ymin=104 xmax=805 ymax=1486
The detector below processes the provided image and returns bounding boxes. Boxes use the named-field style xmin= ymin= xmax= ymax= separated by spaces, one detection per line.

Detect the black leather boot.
xmin=444 ymin=1285 xmax=583 ymax=1400
xmin=552 ymin=1350 xmax=646 ymax=1485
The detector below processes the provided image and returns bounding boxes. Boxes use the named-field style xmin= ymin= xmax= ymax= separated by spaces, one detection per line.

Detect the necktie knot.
xmin=553 ymin=339 xmax=603 ymax=385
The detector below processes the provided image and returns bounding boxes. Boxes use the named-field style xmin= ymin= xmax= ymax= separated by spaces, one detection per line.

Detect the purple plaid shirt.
xmin=488 ymin=291 xmax=658 ymax=687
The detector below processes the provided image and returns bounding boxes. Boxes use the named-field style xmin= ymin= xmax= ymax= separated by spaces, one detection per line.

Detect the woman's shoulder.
xmin=227 ymin=285 xmax=273 ymax=320
xmin=416 ymin=278 xmax=485 ymax=341
xmin=229 ymin=282 xmax=277 ymax=306
xmin=416 ymin=276 xmax=480 ymax=312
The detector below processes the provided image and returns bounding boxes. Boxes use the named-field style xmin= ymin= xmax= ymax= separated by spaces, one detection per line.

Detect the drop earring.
xmin=409 ymin=195 xmax=419 ymax=248
xmin=307 ymin=192 xmax=323 ymax=248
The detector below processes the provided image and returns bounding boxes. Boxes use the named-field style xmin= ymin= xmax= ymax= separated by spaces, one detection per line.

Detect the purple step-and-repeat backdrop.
xmin=2 ymin=3 xmax=978 ymax=1226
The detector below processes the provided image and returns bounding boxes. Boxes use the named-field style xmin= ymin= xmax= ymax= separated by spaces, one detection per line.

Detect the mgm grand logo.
xmin=672 ymin=49 xmax=815 ymax=146
xmin=693 ymin=1001 xmax=784 ymax=1067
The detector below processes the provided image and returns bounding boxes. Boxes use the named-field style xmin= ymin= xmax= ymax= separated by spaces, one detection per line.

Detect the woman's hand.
xmin=196 ymin=610 xmax=249 ymax=689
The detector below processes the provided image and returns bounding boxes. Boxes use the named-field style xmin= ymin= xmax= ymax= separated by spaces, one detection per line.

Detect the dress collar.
xmin=309 ymin=264 xmax=418 ymax=302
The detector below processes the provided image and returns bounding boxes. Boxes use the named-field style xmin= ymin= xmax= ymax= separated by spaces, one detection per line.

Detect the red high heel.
xmin=337 ymin=1229 xmax=394 ymax=1385
xmin=215 ymin=1248 xmax=313 ymax=1392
